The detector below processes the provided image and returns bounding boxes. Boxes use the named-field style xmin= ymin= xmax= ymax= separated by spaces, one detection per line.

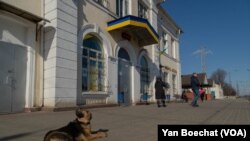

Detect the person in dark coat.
xmin=155 ymin=76 xmax=168 ymax=107
xmin=190 ymin=73 xmax=200 ymax=107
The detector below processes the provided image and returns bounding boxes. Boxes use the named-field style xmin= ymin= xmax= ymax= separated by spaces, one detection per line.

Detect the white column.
xmin=133 ymin=65 xmax=141 ymax=104
xmin=107 ymin=57 xmax=118 ymax=104
xmin=44 ymin=0 xmax=78 ymax=107
xmin=175 ymin=41 xmax=182 ymax=95
xmin=25 ymin=24 xmax=36 ymax=108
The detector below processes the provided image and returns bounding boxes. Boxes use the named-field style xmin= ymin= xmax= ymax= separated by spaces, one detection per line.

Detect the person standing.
xmin=199 ymin=88 xmax=205 ymax=102
xmin=155 ymin=77 xmax=168 ymax=107
xmin=181 ymin=90 xmax=188 ymax=103
xmin=190 ymin=73 xmax=200 ymax=107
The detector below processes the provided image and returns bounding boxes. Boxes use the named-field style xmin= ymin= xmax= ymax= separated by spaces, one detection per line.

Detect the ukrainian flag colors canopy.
xmin=107 ymin=15 xmax=159 ymax=46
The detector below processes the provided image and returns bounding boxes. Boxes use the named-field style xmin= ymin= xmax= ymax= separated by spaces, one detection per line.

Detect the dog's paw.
xmin=98 ymin=131 xmax=108 ymax=138
xmin=102 ymin=131 xmax=108 ymax=137
xmin=104 ymin=132 xmax=108 ymax=137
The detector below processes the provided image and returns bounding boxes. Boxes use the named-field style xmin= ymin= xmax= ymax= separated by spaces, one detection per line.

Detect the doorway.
xmin=0 ymin=41 xmax=27 ymax=114
xmin=118 ymin=48 xmax=131 ymax=105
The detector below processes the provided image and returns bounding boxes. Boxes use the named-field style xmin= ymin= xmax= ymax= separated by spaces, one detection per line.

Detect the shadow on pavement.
xmin=0 ymin=132 xmax=35 ymax=141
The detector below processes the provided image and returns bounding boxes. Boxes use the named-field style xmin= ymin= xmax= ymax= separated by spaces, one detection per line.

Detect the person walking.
xmin=190 ymin=73 xmax=200 ymax=107
xmin=155 ymin=76 xmax=168 ymax=107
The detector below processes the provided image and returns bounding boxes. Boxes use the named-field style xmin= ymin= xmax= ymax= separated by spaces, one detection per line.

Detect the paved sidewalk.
xmin=0 ymin=99 xmax=250 ymax=141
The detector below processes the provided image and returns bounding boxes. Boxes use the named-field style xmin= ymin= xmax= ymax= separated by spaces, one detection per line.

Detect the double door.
xmin=118 ymin=59 xmax=131 ymax=105
xmin=0 ymin=41 xmax=27 ymax=114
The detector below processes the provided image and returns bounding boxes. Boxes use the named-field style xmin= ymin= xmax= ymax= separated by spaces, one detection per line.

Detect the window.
xmin=118 ymin=48 xmax=130 ymax=61
xmin=172 ymin=39 xmax=176 ymax=58
xmin=138 ymin=1 xmax=148 ymax=19
xmin=82 ymin=35 xmax=105 ymax=92
xmin=94 ymin=0 xmax=110 ymax=8
xmin=116 ymin=0 xmax=129 ymax=17
xmin=162 ymin=32 xmax=168 ymax=54
xmin=163 ymin=72 xmax=168 ymax=84
xmin=140 ymin=56 xmax=150 ymax=94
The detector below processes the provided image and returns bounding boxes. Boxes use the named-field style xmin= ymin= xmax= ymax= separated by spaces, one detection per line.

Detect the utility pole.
xmin=193 ymin=47 xmax=212 ymax=73
xmin=200 ymin=47 xmax=206 ymax=73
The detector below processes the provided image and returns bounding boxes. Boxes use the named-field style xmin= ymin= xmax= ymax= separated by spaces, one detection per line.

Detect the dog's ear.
xmin=75 ymin=108 xmax=84 ymax=118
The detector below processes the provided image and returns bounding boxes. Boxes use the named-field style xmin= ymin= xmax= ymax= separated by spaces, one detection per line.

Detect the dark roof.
xmin=181 ymin=74 xmax=192 ymax=88
xmin=182 ymin=73 xmax=211 ymax=89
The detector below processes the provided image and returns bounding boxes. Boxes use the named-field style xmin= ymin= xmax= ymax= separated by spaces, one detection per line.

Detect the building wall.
xmin=0 ymin=0 xmax=182 ymax=110
xmin=131 ymin=0 xmax=138 ymax=16
xmin=211 ymin=84 xmax=224 ymax=99
xmin=157 ymin=6 xmax=182 ymax=99
xmin=41 ymin=0 xmax=182 ymax=107
xmin=1 ymin=0 xmax=45 ymax=108
xmin=0 ymin=0 xmax=42 ymax=16
xmin=0 ymin=9 xmax=37 ymax=112
xmin=77 ymin=0 xmax=163 ymax=105
xmin=43 ymin=0 xmax=78 ymax=107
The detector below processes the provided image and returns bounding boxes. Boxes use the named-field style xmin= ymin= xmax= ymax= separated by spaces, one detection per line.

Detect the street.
xmin=0 ymin=99 xmax=250 ymax=141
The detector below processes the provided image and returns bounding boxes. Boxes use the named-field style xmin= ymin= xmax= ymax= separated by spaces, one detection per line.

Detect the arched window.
xmin=118 ymin=48 xmax=130 ymax=61
xmin=140 ymin=56 xmax=149 ymax=94
xmin=82 ymin=35 xmax=105 ymax=92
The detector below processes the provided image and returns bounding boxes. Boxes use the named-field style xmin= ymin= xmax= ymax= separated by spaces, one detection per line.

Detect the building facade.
xmin=0 ymin=0 xmax=182 ymax=113
xmin=0 ymin=0 xmax=46 ymax=113
xmin=157 ymin=5 xmax=182 ymax=100
xmin=208 ymin=79 xmax=224 ymax=99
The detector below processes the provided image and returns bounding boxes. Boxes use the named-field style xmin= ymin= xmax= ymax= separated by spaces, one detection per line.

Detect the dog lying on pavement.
xmin=44 ymin=108 xmax=108 ymax=141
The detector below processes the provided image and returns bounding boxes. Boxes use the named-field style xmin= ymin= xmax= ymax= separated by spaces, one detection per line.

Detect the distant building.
xmin=181 ymin=73 xmax=217 ymax=101
xmin=182 ymin=73 xmax=225 ymax=101
xmin=208 ymin=79 xmax=224 ymax=99
xmin=182 ymin=73 xmax=208 ymax=89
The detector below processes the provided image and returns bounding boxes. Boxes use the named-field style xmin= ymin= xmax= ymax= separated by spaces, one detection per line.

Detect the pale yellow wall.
xmin=81 ymin=2 xmax=112 ymax=29
xmin=1 ymin=0 xmax=42 ymax=16
xmin=79 ymin=0 xmax=116 ymax=48
xmin=79 ymin=0 xmax=142 ymax=55
xmin=109 ymin=0 xmax=116 ymax=14
xmin=158 ymin=7 xmax=180 ymax=38
xmin=131 ymin=0 xmax=138 ymax=16
xmin=158 ymin=6 xmax=181 ymax=70
xmin=161 ymin=55 xmax=179 ymax=68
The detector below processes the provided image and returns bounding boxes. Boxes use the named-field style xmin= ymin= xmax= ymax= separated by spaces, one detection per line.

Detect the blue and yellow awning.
xmin=107 ymin=15 xmax=159 ymax=46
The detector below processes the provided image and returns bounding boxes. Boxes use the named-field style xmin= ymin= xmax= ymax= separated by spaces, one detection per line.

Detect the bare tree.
xmin=223 ymin=83 xmax=237 ymax=96
xmin=210 ymin=68 xmax=236 ymax=96
xmin=210 ymin=69 xmax=227 ymax=86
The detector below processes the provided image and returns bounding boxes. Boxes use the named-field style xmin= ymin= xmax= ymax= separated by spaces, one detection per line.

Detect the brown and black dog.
xmin=44 ymin=108 xmax=108 ymax=141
